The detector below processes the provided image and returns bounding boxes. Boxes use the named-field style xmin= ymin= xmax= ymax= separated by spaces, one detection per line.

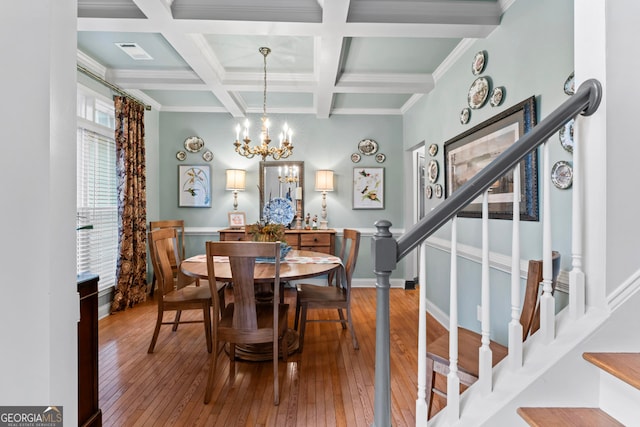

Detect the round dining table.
xmin=180 ymin=249 xmax=342 ymax=282
xmin=180 ymin=249 xmax=343 ymax=360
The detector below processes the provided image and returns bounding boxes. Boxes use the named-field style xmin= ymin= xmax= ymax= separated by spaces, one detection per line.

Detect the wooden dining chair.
xmin=426 ymin=251 xmax=561 ymax=418
xmin=147 ymin=227 xmax=213 ymax=354
xmin=149 ymin=220 xmax=188 ymax=296
xmin=293 ymin=229 xmax=361 ymax=352
xmin=203 ymin=241 xmax=290 ymax=406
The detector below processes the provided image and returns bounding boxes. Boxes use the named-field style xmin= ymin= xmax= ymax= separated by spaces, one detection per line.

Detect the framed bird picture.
xmin=353 ymin=167 xmax=384 ymax=209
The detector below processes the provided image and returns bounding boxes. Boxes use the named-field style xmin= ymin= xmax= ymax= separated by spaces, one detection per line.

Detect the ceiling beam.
xmin=130 ymin=0 xmax=245 ymax=117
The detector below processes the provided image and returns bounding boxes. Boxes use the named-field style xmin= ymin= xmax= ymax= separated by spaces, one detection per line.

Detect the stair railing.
xmin=370 ymin=79 xmax=602 ymax=427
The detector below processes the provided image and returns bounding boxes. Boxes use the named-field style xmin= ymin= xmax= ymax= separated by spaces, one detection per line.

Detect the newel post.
xmin=371 ymin=220 xmax=397 ymax=427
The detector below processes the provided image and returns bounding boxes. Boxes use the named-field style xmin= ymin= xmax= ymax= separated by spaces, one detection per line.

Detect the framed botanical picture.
xmin=353 ymin=167 xmax=384 ymax=209
xmin=228 ymin=211 xmax=246 ymax=229
xmin=444 ymin=96 xmax=538 ymax=220
xmin=178 ymin=165 xmax=211 ymax=207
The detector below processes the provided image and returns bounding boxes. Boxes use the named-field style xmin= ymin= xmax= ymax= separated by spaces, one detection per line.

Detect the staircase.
xmin=518 ymin=353 xmax=640 ymax=426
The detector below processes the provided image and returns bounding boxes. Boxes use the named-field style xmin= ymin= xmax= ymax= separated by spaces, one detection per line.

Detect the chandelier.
xmin=234 ymin=47 xmax=294 ymax=160
xmin=277 ymin=165 xmax=299 ymax=184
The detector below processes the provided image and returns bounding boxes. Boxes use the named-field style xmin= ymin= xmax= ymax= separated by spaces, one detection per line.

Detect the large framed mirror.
xmin=259 ymin=161 xmax=304 ymax=221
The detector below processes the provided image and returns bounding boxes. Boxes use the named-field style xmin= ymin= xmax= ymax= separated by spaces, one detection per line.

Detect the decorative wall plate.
xmin=184 ymin=136 xmax=205 ymax=153
xmin=460 ymin=108 xmax=471 ymax=124
xmin=426 ymin=185 xmax=433 ymax=199
xmin=489 ymin=86 xmax=504 ymax=107
xmin=358 ymin=138 xmax=379 ymax=156
xmin=472 ymin=51 xmax=486 ymax=75
xmin=551 ymin=160 xmax=573 ymax=189
xmin=427 ymin=160 xmax=439 ymax=183
xmin=351 ymin=152 xmax=361 ymax=163
xmin=375 ymin=153 xmax=386 ymax=163
xmin=564 ymin=72 xmax=575 ymax=95
xmin=202 ymin=150 xmax=213 ymax=162
xmin=468 ymin=77 xmax=490 ymax=109
xmin=262 ymin=197 xmax=295 ymax=225
xmin=559 ymin=119 xmax=574 ymax=153
xmin=428 ymin=143 xmax=438 ymax=157
xmin=434 ymin=184 xmax=443 ymax=199
xmin=176 ymin=151 xmax=186 ymax=161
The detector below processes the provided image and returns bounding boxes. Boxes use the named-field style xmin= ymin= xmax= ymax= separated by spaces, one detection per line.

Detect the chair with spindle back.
xmin=425 ymin=251 xmax=561 ymax=418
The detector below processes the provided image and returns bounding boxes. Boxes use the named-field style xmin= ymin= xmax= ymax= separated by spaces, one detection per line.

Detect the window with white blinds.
xmin=77 ymin=88 xmax=117 ymax=291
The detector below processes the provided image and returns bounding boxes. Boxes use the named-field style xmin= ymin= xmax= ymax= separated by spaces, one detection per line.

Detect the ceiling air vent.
xmin=115 ymin=42 xmax=153 ymax=60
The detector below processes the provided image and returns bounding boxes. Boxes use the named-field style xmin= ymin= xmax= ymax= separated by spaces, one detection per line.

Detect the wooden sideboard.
xmin=77 ymin=273 xmax=102 ymax=427
xmin=219 ymin=228 xmax=336 ymax=255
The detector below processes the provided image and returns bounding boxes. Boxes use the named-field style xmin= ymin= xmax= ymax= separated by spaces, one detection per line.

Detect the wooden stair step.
xmin=583 ymin=352 xmax=640 ymax=390
xmin=517 ymin=407 xmax=624 ymax=426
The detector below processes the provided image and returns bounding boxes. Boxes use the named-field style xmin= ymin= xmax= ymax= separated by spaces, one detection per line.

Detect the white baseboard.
xmin=351 ymin=278 xmax=406 ymax=288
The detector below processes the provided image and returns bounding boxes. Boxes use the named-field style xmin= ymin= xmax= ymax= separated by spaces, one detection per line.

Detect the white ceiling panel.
xmin=77 ymin=0 xmax=510 ymax=117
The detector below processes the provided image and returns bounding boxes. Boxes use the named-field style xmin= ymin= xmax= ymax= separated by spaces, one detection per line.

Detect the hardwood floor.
xmin=98 ymin=287 xmax=448 ymax=426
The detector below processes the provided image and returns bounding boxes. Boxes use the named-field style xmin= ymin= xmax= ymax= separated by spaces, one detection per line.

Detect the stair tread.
xmin=583 ymin=352 xmax=640 ymax=390
xmin=517 ymin=407 xmax=624 ymax=426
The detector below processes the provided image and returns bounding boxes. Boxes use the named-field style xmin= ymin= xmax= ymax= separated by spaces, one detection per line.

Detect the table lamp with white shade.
xmin=315 ymin=170 xmax=334 ymax=230
xmin=225 ymin=169 xmax=246 ymax=211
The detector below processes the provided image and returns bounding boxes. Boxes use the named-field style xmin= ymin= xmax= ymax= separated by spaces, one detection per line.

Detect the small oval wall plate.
xmin=184 ymin=136 xmax=205 ymax=153
xmin=427 ymin=160 xmax=439 ymax=183
xmin=426 ymin=185 xmax=433 ymax=199
xmin=489 ymin=86 xmax=504 ymax=107
xmin=468 ymin=77 xmax=490 ymax=109
xmin=176 ymin=151 xmax=186 ymax=161
xmin=460 ymin=108 xmax=471 ymax=124
xmin=434 ymin=184 xmax=443 ymax=199
xmin=472 ymin=50 xmax=486 ymax=75
xmin=375 ymin=153 xmax=386 ymax=163
xmin=358 ymin=138 xmax=378 ymax=156
xmin=202 ymin=150 xmax=213 ymax=162
xmin=564 ymin=72 xmax=575 ymax=95
xmin=428 ymin=143 xmax=438 ymax=157
xmin=551 ymin=160 xmax=573 ymax=189
xmin=559 ymin=119 xmax=574 ymax=153
xmin=351 ymin=152 xmax=361 ymax=163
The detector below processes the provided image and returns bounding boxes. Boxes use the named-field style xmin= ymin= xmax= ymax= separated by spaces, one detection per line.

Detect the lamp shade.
xmin=315 ymin=170 xmax=334 ymax=192
xmin=225 ymin=169 xmax=246 ymax=191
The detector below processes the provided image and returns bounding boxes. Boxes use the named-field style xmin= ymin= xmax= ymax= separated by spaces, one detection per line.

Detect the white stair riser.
xmin=599 ymin=370 xmax=640 ymax=426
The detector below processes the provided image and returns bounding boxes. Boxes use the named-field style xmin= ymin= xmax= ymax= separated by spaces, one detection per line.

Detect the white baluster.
xmin=416 ymin=241 xmax=428 ymax=425
xmin=478 ymin=191 xmax=493 ymax=393
xmin=541 ymin=140 xmax=555 ymax=343
xmin=447 ymin=217 xmax=460 ymax=422
xmin=570 ymin=117 xmax=586 ymax=319
xmin=509 ymin=164 xmax=523 ymax=369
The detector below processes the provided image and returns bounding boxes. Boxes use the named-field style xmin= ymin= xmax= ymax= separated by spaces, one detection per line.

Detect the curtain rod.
xmin=77 ymin=64 xmax=152 ymax=111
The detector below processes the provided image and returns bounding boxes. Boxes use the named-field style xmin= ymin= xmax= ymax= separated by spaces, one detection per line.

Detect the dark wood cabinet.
xmin=219 ymin=228 xmax=336 ymax=255
xmin=77 ymin=273 xmax=102 ymax=427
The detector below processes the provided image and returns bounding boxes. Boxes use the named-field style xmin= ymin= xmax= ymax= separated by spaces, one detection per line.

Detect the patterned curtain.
xmin=111 ymin=96 xmax=147 ymax=312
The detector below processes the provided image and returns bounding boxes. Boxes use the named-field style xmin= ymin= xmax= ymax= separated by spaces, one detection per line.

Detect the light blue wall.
xmin=155 ymin=112 xmax=405 ymax=279
xmin=403 ymin=0 xmax=574 ymax=343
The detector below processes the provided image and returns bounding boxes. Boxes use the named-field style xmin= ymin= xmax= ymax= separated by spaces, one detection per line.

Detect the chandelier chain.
xmin=262 ymin=48 xmax=268 ymax=118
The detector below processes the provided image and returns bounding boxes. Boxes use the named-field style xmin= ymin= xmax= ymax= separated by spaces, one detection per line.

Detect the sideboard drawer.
xmin=301 ymin=244 xmax=332 ymax=254
xmin=220 ymin=230 xmax=246 ymax=241
xmin=284 ymin=234 xmax=299 ymax=248
xmin=300 ymin=233 xmax=331 ymax=247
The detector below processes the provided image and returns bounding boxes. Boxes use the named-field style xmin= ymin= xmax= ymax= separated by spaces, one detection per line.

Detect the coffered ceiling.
xmin=77 ymin=0 xmax=511 ymax=118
